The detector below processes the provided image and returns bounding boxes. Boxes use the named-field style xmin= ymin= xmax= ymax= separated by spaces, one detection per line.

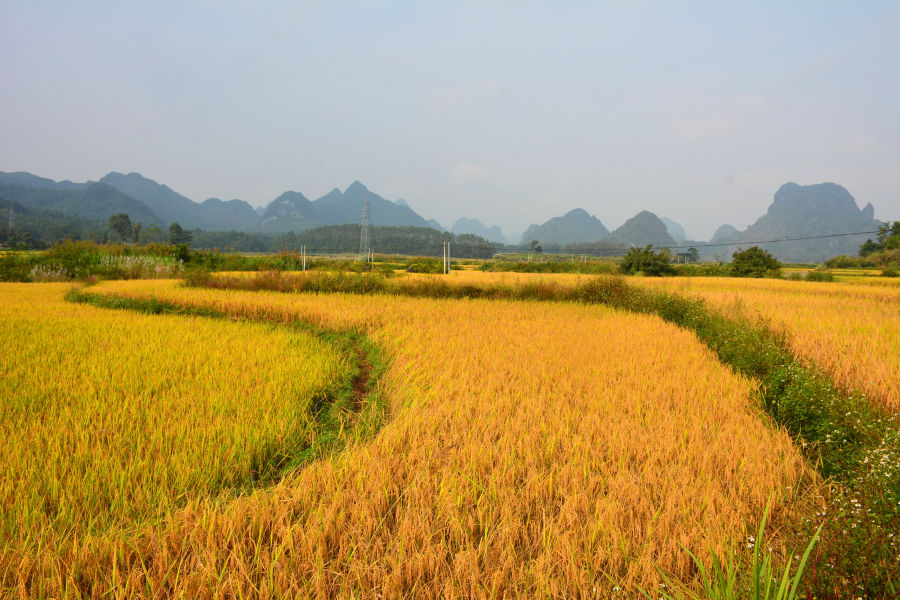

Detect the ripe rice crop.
xmin=7 ymin=278 xmax=818 ymax=597
xmin=0 ymin=283 xmax=348 ymax=551
xmin=634 ymin=277 xmax=900 ymax=412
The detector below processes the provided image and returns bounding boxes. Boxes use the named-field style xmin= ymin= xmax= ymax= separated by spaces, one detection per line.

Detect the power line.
xmin=232 ymin=227 xmax=884 ymax=255
xmin=657 ymin=229 xmax=883 ymax=250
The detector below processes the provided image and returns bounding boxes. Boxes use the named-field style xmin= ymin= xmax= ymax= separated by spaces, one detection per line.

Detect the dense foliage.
xmin=190 ymin=224 xmax=501 ymax=257
xmin=859 ymin=220 xmax=900 ymax=268
xmin=730 ymin=246 xmax=782 ymax=277
xmin=481 ymin=260 xmax=617 ymax=274
xmin=823 ymin=254 xmax=878 ymax=269
xmin=1 ymin=198 xmax=110 ymax=247
xmin=0 ymin=240 xmax=184 ymax=282
xmin=168 ymin=222 xmax=194 ymax=245
xmin=619 ymin=244 xmax=676 ymax=276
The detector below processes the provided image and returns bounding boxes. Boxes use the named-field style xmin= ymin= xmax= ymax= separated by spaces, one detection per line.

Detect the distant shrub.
xmin=482 ymin=260 xmax=617 ymax=275
xmin=406 ymin=258 xmax=444 ymax=274
xmin=824 ymin=255 xmax=850 ymax=268
xmin=881 ymin=269 xmax=898 ymax=278
xmin=731 ymin=246 xmax=781 ymax=278
xmin=673 ymin=263 xmax=732 ymax=277
xmin=620 ymin=245 xmax=675 ymax=277
xmin=804 ymin=271 xmax=835 ymax=282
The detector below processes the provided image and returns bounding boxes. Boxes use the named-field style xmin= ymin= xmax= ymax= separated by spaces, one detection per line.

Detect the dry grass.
xmin=633 ymin=277 xmax=900 ymax=412
xmin=0 ymin=283 xmax=347 ymax=552
xmin=0 ymin=279 xmax=816 ymax=597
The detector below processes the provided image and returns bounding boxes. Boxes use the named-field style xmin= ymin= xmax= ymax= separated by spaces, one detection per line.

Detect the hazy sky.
xmin=2 ymin=1 xmax=898 ymax=240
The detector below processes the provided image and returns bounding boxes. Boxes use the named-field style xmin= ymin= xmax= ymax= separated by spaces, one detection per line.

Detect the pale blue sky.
xmin=1 ymin=1 xmax=898 ymax=240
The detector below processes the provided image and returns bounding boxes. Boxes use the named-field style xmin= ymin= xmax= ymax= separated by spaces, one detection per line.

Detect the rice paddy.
xmin=633 ymin=277 xmax=900 ymax=412
xmin=0 ymin=278 xmax=821 ymax=597
xmin=0 ymin=283 xmax=349 ymax=551
xmin=7 ymin=270 xmax=896 ymax=596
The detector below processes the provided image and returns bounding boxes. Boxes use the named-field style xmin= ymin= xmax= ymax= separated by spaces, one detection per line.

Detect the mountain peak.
xmin=563 ymin=208 xmax=591 ymax=219
xmin=734 ymin=181 xmax=879 ymax=260
xmin=344 ymin=181 xmax=368 ymax=195
xmin=604 ymin=211 xmax=675 ymax=247
xmin=450 ymin=217 xmax=505 ymax=244
xmin=771 ymin=182 xmax=858 ymax=214
xmin=521 ymin=207 xmax=609 ymax=245
xmin=710 ymin=224 xmax=739 ymax=244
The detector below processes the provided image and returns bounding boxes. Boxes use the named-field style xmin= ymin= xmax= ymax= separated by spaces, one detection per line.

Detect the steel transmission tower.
xmin=359 ymin=194 xmax=371 ymax=256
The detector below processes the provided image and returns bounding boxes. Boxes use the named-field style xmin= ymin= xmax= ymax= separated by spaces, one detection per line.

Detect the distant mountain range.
xmin=0 ymin=170 xmax=883 ymax=260
xmin=513 ymin=182 xmax=880 ymax=260
xmin=0 ymin=171 xmax=436 ymax=234
xmin=450 ymin=217 xmax=506 ymax=245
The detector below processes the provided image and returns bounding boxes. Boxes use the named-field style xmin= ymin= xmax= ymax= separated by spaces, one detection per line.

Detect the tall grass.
xmin=645 ymin=503 xmax=824 ymax=600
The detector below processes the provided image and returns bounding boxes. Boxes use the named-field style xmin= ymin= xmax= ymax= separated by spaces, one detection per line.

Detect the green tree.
xmin=877 ymin=220 xmax=900 ymax=244
xmin=731 ymin=246 xmax=781 ymax=278
xmin=687 ymin=247 xmax=699 ymax=263
xmin=108 ymin=213 xmax=132 ymax=243
xmin=131 ymin=222 xmax=143 ymax=244
xmin=145 ymin=223 xmax=163 ymax=244
xmin=620 ymin=245 xmax=675 ymax=276
xmin=168 ymin=222 xmax=193 ymax=245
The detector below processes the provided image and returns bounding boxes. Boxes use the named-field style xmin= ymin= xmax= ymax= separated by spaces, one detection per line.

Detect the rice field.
xmin=402 ymin=270 xmax=900 ymax=412
xmin=0 ymin=283 xmax=349 ymax=551
xmin=0 ymin=279 xmax=818 ymax=597
xmin=632 ymin=277 xmax=900 ymax=412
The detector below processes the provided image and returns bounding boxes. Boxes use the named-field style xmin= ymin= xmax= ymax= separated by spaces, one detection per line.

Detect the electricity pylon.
xmin=359 ymin=194 xmax=371 ymax=256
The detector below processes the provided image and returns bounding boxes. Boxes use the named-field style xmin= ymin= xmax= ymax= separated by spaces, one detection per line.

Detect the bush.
xmin=731 ymin=246 xmax=781 ymax=278
xmin=881 ymin=269 xmax=898 ymax=278
xmin=673 ymin=263 xmax=732 ymax=277
xmin=482 ymin=260 xmax=617 ymax=275
xmin=804 ymin=270 xmax=835 ymax=282
xmin=824 ymin=255 xmax=856 ymax=268
xmin=824 ymin=255 xmax=878 ymax=269
xmin=619 ymin=245 xmax=675 ymax=277
xmin=406 ymin=258 xmax=445 ymax=274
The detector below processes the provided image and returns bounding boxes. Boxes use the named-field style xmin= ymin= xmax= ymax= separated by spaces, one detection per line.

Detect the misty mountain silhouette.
xmin=520 ymin=208 xmax=609 ymax=246
xmin=604 ymin=211 xmax=676 ymax=248
xmin=450 ymin=217 xmax=506 ymax=245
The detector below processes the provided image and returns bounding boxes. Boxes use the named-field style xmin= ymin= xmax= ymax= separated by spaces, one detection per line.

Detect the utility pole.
xmin=7 ymin=204 xmax=14 ymax=243
xmin=281 ymin=232 xmax=285 ymax=252
xmin=359 ymin=195 xmax=371 ymax=257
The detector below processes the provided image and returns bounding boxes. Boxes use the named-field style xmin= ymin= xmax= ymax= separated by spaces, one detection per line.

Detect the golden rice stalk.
xmin=0 ymin=279 xmax=817 ymax=597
